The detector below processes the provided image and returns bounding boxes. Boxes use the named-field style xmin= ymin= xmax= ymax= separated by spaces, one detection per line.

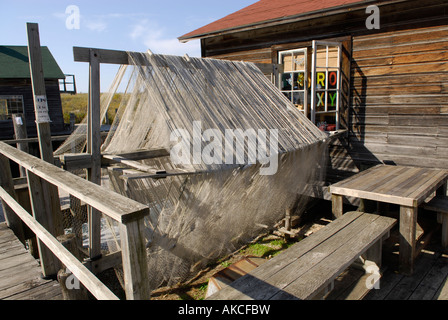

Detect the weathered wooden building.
xmin=0 ymin=45 xmax=66 ymax=140
xmin=179 ymin=0 xmax=448 ymax=190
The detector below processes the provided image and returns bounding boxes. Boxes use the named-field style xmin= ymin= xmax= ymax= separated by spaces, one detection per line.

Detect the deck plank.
xmin=409 ymin=252 xmax=448 ymax=300
xmin=0 ymin=222 xmax=62 ymax=300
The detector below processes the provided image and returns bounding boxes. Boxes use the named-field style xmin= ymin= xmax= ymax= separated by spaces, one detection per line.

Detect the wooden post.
xmin=27 ymin=170 xmax=61 ymax=277
xmin=120 ymin=217 xmax=150 ymax=300
xmin=12 ymin=113 xmax=28 ymax=177
xmin=332 ymin=194 xmax=344 ymax=219
xmin=0 ymin=155 xmax=25 ymax=243
xmin=284 ymin=208 xmax=292 ymax=240
xmin=69 ymin=113 xmax=76 ymax=132
xmin=87 ymin=48 xmax=102 ymax=260
xmin=399 ymin=205 xmax=418 ymax=275
xmin=27 ymin=23 xmax=54 ymax=165
xmin=27 ymin=22 xmax=64 ymax=276
xmin=57 ymin=233 xmax=89 ymax=300
xmin=70 ymin=195 xmax=85 ymax=248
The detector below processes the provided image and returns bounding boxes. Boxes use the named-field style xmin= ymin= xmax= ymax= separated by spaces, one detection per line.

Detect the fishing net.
xmin=57 ymin=51 xmax=329 ymax=292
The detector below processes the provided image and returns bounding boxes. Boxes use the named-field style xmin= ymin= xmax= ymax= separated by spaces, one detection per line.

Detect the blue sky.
xmin=1 ymin=0 xmax=256 ymax=92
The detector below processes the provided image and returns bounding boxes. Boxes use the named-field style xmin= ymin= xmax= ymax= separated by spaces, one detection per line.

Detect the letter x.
xmin=316 ymin=92 xmax=325 ymax=107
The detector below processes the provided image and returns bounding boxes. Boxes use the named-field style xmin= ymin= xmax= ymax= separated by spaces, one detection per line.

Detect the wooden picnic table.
xmin=329 ymin=164 xmax=448 ymax=275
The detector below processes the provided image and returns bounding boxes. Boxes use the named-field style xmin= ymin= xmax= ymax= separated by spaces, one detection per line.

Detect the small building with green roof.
xmin=0 ymin=45 xmax=66 ymax=140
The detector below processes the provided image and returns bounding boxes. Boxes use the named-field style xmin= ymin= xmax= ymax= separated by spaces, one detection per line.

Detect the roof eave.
xmin=178 ymin=0 xmax=406 ymax=42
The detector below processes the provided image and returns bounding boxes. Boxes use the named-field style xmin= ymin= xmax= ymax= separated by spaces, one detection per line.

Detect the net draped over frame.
xmin=55 ymin=52 xmax=329 ymax=292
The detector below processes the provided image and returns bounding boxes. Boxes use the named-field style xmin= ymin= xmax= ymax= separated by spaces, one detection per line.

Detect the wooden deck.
xmin=0 ymin=222 xmax=62 ymax=300
xmin=1 ymin=211 xmax=447 ymax=300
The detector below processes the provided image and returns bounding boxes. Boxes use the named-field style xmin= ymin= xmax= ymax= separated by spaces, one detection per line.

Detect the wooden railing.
xmin=0 ymin=141 xmax=150 ymax=300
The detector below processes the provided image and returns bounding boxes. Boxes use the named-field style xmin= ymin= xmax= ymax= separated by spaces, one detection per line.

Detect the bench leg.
xmin=332 ymin=195 xmax=343 ymax=219
xmin=360 ymin=239 xmax=382 ymax=290
xmin=312 ymin=281 xmax=335 ymax=300
xmin=364 ymin=238 xmax=383 ymax=268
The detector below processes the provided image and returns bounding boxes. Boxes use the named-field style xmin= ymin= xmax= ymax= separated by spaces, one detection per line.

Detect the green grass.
xmin=240 ymin=237 xmax=293 ymax=258
xmin=61 ymin=93 xmax=123 ymax=124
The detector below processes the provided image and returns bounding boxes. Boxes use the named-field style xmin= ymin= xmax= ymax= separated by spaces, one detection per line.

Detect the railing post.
xmin=26 ymin=23 xmax=64 ymax=277
xmin=0 ymin=154 xmax=25 ymax=243
xmin=12 ymin=113 xmax=28 ymax=177
xmin=27 ymin=170 xmax=62 ymax=277
xmin=120 ymin=216 xmax=150 ymax=300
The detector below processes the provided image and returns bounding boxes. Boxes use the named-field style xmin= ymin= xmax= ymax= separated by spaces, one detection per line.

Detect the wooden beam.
xmin=3 ymin=134 xmax=74 ymax=145
xmin=73 ymin=46 xmax=284 ymax=77
xmin=73 ymin=46 xmax=130 ymax=65
xmin=87 ymin=48 xmax=102 ymax=260
xmin=27 ymin=23 xmax=64 ymax=262
xmin=101 ymin=148 xmax=169 ymax=166
xmin=27 ymin=23 xmax=55 ymax=164
xmin=102 ymin=154 xmax=162 ymax=174
xmin=118 ymin=168 xmax=204 ymax=181
xmin=83 ymin=251 xmax=123 ymax=274
xmin=0 ymin=186 xmax=119 ymax=300
xmin=120 ymin=217 xmax=151 ymax=300
xmin=12 ymin=114 xmax=29 ymax=177
xmin=59 ymin=153 xmax=92 ymax=170
xmin=27 ymin=170 xmax=61 ymax=277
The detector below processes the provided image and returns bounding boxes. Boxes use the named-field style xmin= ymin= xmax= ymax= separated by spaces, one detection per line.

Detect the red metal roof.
xmin=179 ymin=0 xmax=367 ymax=41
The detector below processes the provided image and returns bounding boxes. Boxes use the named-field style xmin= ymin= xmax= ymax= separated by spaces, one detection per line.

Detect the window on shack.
xmin=0 ymin=95 xmax=24 ymax=120
xmin=278 ymin=41 xmax=342 ymax=132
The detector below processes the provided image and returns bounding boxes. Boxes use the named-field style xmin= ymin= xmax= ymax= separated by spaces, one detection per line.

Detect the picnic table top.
xmin=329 ymin=165 xmax=448 ymax=207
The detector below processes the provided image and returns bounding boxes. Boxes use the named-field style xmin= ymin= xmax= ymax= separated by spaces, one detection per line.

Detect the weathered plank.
xmin=270 ymin=215 xmax=395 ymax=300
xmin=87 ymin=48 xmax=102 ymax=259
xmin=409 ymin=252 xmax=448 ymax=300
xmin=208 ymin=212 xmax=396 ymax=300
xmin=330 ymin=165 xmax=448 ymax=207
xmin=0 ymin=223 xmax=62 ymax=300
xmin=74 ymin=46 xmax=129 ymax=65
xmin=119 ymin=218 xmax=150 ymax=300
xmin=101 ymin=149 xmax=169 ymax=166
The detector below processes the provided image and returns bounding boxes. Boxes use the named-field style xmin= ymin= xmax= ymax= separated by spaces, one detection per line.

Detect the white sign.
xmin=14 ymin=116 xmax=23 ymax=125
xmin=35 ymin=95 xmax=51 ymax=123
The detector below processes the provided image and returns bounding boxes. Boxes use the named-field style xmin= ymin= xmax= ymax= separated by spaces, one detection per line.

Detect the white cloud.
xmin=86 ymin=20 xmax=107 ymax=32
xmin=129 ymin=19 xmax=200 ymax=57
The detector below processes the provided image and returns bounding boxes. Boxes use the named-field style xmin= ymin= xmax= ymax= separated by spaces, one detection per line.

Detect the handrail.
xmin=0 ymin=140 xmax=151 ymax=299
xmin=0 ymin=187 xmax=119 ymax=300
xmin=0 ymin=141 xmax=148 ymax=223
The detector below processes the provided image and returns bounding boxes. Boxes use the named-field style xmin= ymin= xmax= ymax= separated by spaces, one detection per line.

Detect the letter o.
xmin=329 ymin=71 xmax=337 ymax=87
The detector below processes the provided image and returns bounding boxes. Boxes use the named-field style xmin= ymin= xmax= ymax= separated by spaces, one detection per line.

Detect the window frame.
xmin=310 ymin=40 xmax=342 ymax=131
xmin=0 ymin=95 xmax=25 ymax=121
xmin=278 ymin=48 xmax=309 ymax=118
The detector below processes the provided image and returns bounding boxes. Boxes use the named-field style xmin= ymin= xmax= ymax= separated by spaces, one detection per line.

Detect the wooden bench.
xmin=422 ymin=195 xmax=448 ymax=248
xmin=207 ymin=211 xmax=397 ymax=300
